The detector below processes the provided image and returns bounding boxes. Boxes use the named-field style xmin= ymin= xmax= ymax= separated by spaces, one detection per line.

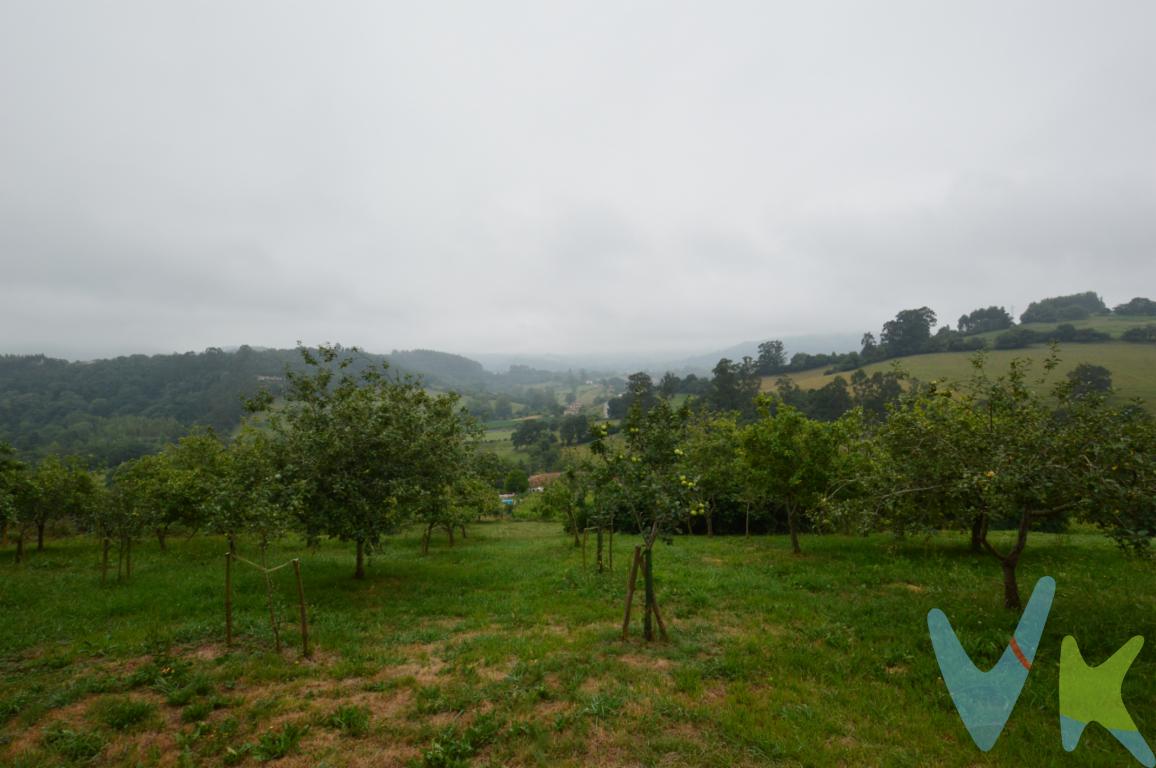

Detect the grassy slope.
xmin=769 ymin=341 xmax=1156 ymax=405
xmin=4 ymin=523 xmax=1156 ymax=766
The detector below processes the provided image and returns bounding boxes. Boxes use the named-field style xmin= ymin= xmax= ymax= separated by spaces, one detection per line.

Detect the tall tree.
xmin=253 ymin=344 xmax=478 ymax=579
xmin=756 ymin=340 xmax=787 ymax=374
xmin=741 ymin=398 xmax=842 ymax=554
xmin=880 ymin=307 xmax=937 ymax=357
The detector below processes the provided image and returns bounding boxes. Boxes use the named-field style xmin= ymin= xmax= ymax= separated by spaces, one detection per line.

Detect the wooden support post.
xmin=652 ymin=593 xmax=669 ymax=641
xmin=293 ymin=559 xmax=310 ymax=658
xmin=621 ymin=546 xmax=642 ymax=640
xmin=225 ymin=552 xmax=233 ymax=646
xmin=263 ymin=566 xmax=282 ymax=653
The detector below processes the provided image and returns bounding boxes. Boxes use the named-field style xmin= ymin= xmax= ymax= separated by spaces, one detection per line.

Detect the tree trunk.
xmin=156 ymin=528 xmax=167 ymax=551
xmin=978 ymin=510 xmax=1029 ymax=610
xmin=228 ymin=534 xmax=236 ymax=557
xmin=643 ymin=545 xmax=655 ymax=642
xmin=788 ymin=505 xmax=801 ymax=555
xmin=458 ymin=525 xmax=467 ymax=540
xmin=422 ymin=524 xmax=432 ymax=555
xmin=596 ymin=528 xmax=604 ymax=573
xmin=354 ymin=539 xmax=366 ymax=579
xmin=1001 ymin=558 xmax=1021 ymax=610
xmin=125 ymin=537 xmax=132 ymax=579
xmin=101 ymin=537 xmax=110 ymax=585
xmin=745 ymin=502 xmax=751 ymax=537
xmin=706 ymin=509 xmax=714 ymax=537
xmin=970 ymin=515 xmax=985 ymax=553
xmin=447 ymin=525 xmax=455 ymax=547
xmin=36 ymin=522 xmax=45 ymax=551
xmin=1 ymin=519 xmax=7 ymax=546
xmin=15 ymin=534 xmax=24 ymax=564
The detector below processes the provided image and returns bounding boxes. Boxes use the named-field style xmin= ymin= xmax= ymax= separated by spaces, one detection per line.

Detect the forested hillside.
xmin=0 ymin=347 xmax=306 ymax=465
xmin=0 ymin=345 xmax=587 ymax=467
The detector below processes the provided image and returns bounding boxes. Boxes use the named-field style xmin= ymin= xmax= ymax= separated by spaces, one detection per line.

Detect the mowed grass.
xmin=3 ymin=523 xmax=1156 ymax=766
xmin=771 ymin=342 xmax=1156 ymax=405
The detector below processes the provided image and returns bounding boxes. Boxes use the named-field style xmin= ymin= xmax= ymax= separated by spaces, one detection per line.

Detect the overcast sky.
xmin=1 ymin=1 xmax=1154 ymax=361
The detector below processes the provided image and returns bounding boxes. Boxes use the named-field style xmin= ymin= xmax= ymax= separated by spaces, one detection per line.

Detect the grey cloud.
xmin=1 ymin=1 xmax=1154 ymax=360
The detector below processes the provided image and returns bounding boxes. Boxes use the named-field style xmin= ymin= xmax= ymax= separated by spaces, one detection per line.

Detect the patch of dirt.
xmin=617 ymin=654 xmax=674 ymax=671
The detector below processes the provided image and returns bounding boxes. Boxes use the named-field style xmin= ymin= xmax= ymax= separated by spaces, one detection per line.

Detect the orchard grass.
xmin=3 ymin=522 xmax=1156 ymax=766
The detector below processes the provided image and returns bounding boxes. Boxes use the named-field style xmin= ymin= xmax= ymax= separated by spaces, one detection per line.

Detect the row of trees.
xmin=547 ymin=352 xmax=1155 ymax=614
xmin=1 ymin=346 xmax=494 ymax=579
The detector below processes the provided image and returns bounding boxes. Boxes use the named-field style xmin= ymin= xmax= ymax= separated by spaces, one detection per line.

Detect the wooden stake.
xmin=621 ymin=546 xmax=641 ymax=640
xmin=225 ymin=552 xmax=233 ymax=646
xmin=652 ymin=593 xmax=669 ymax=641
xmin=262 ymin=559 xmax=282 ymax=653
xmin=293 ymin=559 xmax=310 ymax=658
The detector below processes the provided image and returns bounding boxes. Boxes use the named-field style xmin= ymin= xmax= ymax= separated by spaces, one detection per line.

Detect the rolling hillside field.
xmin=769 ymin=342 xmax=1156 ymax=406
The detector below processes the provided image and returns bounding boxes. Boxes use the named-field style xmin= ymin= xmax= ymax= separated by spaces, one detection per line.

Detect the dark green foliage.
xmin=705 ymin=358 xmax=761 ymax=418
xmin=957 ymin=306 xmax=1013 ymax=335
xmin=0 ymin=347 xmax=303 ymax=466
xmin=558 ymin=414 xmax=590 ymax=445
xmin=607 ymin=371 xmax=658 ymax=419
xmin=1066 ymin=362 xmax=1112 ymax=397
xmin=1019 ymin=291 xmax=1107 ymax=323
xmin=1113 ymin=296 xmax=1156 ymax=316
xmin=503 ymin=469 xmax=529 ymax=494
xmin=755 ymin=340 xmax=787 ymax=375
xmin=880 ymin=307 xmax=938 ymax=356
xmin=1122 ymin=324 xmax=1156 ymax=343
xmin=993 ymin=325 xmax=1110 ymax=349
xmin=510 ymin=419 xmax=551 ymax=449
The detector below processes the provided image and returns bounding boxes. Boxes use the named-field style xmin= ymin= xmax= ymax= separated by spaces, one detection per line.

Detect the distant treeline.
xmin=0 ymin=345 xmax=588 ymax=467
xmin=602 ymin=290 xmax=1153 ymax=427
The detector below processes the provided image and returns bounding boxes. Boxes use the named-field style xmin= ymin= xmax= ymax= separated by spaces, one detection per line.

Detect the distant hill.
xmin=469 ymin=333 xmax=863 ymax=376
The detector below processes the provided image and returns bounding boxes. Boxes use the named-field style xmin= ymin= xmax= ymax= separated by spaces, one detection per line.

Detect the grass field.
xmin=3 ymin=523 xmax=1156 ymax=766
xmin=970 ymin=316 xmax=1156 ymax=345
xmin=770 ymin=342 xmax=1156 ymax=406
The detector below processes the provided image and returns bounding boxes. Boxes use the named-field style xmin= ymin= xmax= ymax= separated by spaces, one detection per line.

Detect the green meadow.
xmin=3 ymin=522 xmax=1156 ymax=767
xmin=775 ymin=341 xmax=1156 ymax=406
